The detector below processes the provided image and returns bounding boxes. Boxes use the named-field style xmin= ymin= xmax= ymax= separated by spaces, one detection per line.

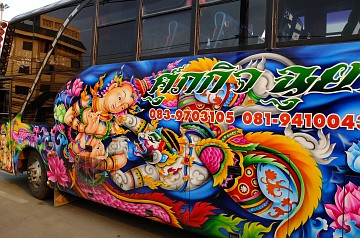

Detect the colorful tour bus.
xmin=0 ymin=0 xmax=360 ymax=237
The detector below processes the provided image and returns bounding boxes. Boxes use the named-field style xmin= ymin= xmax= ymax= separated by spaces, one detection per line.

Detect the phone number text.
xmin=149 ymin=108 xmax=235 ymax=124
xmin=243 ymin=111 xmax=360 ymax=130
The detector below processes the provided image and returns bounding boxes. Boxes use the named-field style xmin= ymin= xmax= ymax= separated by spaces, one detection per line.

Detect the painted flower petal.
xmin=335 ymin=185 xmax=345 ymax=209
xmin=324 ymin=203 xmax=342 ymax=220
xmin=344 ymin=191 xmax=360 ymax=213
xmin=345 ymin=182 xmax=357 ymax=193
xmin=48 ymin=175 xmax=58 ymax=183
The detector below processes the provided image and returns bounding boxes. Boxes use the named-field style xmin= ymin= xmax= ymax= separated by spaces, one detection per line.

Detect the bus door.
xmin=0 ymin=77 xmax=14 ymax=174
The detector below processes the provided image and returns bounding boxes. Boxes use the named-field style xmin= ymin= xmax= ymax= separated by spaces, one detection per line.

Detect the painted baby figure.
xmin=64 ymin=71 xmax=139 ymax=172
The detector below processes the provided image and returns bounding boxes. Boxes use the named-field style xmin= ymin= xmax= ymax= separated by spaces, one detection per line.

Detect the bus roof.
xmin=9 ymin=0 xmax=81 ymax=24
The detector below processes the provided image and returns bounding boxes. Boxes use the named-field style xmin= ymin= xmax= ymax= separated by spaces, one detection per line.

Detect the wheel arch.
xmin=19 ymin=146 xmax=43 ymax=173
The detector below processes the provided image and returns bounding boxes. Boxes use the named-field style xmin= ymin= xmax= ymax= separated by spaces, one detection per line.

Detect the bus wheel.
xmin=27 ymin=151 xmax=52 ymax=199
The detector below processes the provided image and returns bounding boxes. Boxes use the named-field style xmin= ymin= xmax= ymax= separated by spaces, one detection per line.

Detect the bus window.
xmin=341 ymin=4 xmax=360 ymax=36
xmin=9 ymin=18 xmax=35 ymax=116
xmin=199 ymin=0 xmax=265 ymax=50
xmin=327 ymin=10 xmax=352 ymax=37
xmin=199 ymin=1 xmax=240 ymax=49
xmin=10 ymin=18 xmax=34 ymax=76
xmin=97 ymin=22 xmax=136 ymax=64
xmin=18 ymin=2 xmax=95 ymax=125
xmin=141 ymin=0 xmax=191 ymax=57
xmin=67 ymin=1 xmax=95 ymax=68
xmin=142 ymin=0 xmax=187 ymax=15
xmin=141 ymin=11 xmax=191 ymax=56
xmin=277 ymin=0 xmax=358 ymax=42
xmin=97 ymin=0 xmax=136 ymax=64
xmin=247 ymin=0 xmax=266 ymax=44
xmin=199 ymin=0 xmax=217 ymax=3
xmin=0 ymin=79 xmax=10 ymax=124
xmin=98 ymin=0 xmax=136 ymax=26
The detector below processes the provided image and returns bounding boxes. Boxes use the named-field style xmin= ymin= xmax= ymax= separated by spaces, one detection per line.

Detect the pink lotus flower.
xmin=47 ymin=154 xmax=69 ymax=187
xmin=324 ymin=182 xmax=360 ymax=232
xmin=167 ymin=59 xmax=182 ymax=71
xmin=66 ymin=78 xmax=83 ymax=96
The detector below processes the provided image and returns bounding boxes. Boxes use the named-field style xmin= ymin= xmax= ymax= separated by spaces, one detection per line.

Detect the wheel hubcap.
xmin=28 ymin=160 xmax=42 ymax=188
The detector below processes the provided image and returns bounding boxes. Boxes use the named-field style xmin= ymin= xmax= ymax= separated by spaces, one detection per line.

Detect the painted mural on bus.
xmin=2 ymin=42 xmax=360 ymax=238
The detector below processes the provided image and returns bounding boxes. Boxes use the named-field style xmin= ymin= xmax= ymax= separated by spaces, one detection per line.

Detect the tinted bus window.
xmin=200 ymin=1 xmax=240 ymax=49
xmin=247 ymin=0 xmax=266 ymax=44
xmin=277 ymin=0 xmax=359 ymax=42
xmin=98 ymin=0 xmax=136 ymax=26
xmin=97 ymin=0 xmax=136 ymax=64
xmin=141 ymin=11 xmax=191 ymax=56
xmin=21 ymin=2 xmax=95 ymax=125
xmin=97 ymin=21 xmax=136 ymax=64
xmin=143 ymin=0 xmax=188 ymax=15
xmin=11 ymin=19 xmax=34 ymax=75
xmin=10 ymin=18 xmax=35 ymax=116
xmin=327 ymin=10 xmax=351 ymax=36
xmin=199 ymin=0 xmax=265 ymax=50
xmin=0 ymin=84 xmax=10 ymax=124
xmin=141 ymin=0 xmax=191 ymax=57
xmin=68 ymin=2 xmax=95 ymax=68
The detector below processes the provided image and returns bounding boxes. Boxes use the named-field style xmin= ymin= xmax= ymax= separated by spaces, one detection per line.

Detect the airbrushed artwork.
xmin=2 ymin=42 xmax=360 ymax=238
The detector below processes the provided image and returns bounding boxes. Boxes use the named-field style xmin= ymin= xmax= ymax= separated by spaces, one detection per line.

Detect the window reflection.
xmin=11 ymin=2 xmax=95 ymax=125
xmin=340 ymin=6 xmax=360 ymax=36
xmin=200 ymin=2 xmax=241 ymax=49
xmin=68 ymin=3 xmax=94 ymax=68
xmin=142 ymin=11 xmax=191 ymax=56
xmin=327 ymin=11 xmax=351 ymax=37
xmin=143 ymin=0 xmax=188 ymax=15
xmin=0 ymin=80 xmax=10 ymax=123
xmin=98 ymin=22 xmax=136 ymax=64
xmin=98 ymin=0 xmax=136 ymax=26
xmin=247 ymin=0 xmax=266 ymax=44
xmin=97 ymin=0 xmax=136 ymax=63
xmin=199 ymin=0 xmax=218 ymax=4
xmin=199 ymin=0 xmax=265 ymax=50
xmin=277 ymin=0 xmax=359 ymax=42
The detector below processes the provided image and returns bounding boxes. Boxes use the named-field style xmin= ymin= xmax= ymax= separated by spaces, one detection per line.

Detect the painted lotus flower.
xmin=167 ymin=59 xmax=182 ymax=71
xmin=324 ymin=182 xmax=360 ymax=232
xmin=54 ymin=104 xmax=66 ymax=123
xmin=47 ymin=154 xmax=69 ymax=187
xmin=346 ymin=142 xmax=360 ymax=173
xmin=66 ymin=77 xmax=83 ymax=96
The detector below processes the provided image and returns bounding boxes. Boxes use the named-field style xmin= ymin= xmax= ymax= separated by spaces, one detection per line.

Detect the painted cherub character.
xmin=64 ymin=71 xmax=139 ymax=172
xmin=64 ymin=72 xmax=138 ymax=137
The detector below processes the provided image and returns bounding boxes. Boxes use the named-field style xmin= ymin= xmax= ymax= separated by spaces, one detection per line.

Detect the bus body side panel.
xmin=49 ymin=41 xmax=360 ymax=238
xmin=5 ymin=41 xmax=360 ymax=238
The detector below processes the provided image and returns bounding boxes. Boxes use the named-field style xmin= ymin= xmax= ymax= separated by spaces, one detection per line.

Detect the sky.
xmin=1 ymin=0 xmax=60 ymax=22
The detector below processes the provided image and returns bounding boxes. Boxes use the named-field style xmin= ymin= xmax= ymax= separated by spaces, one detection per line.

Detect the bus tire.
xmin=27 ymin=151 xmax=52 ymax=199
